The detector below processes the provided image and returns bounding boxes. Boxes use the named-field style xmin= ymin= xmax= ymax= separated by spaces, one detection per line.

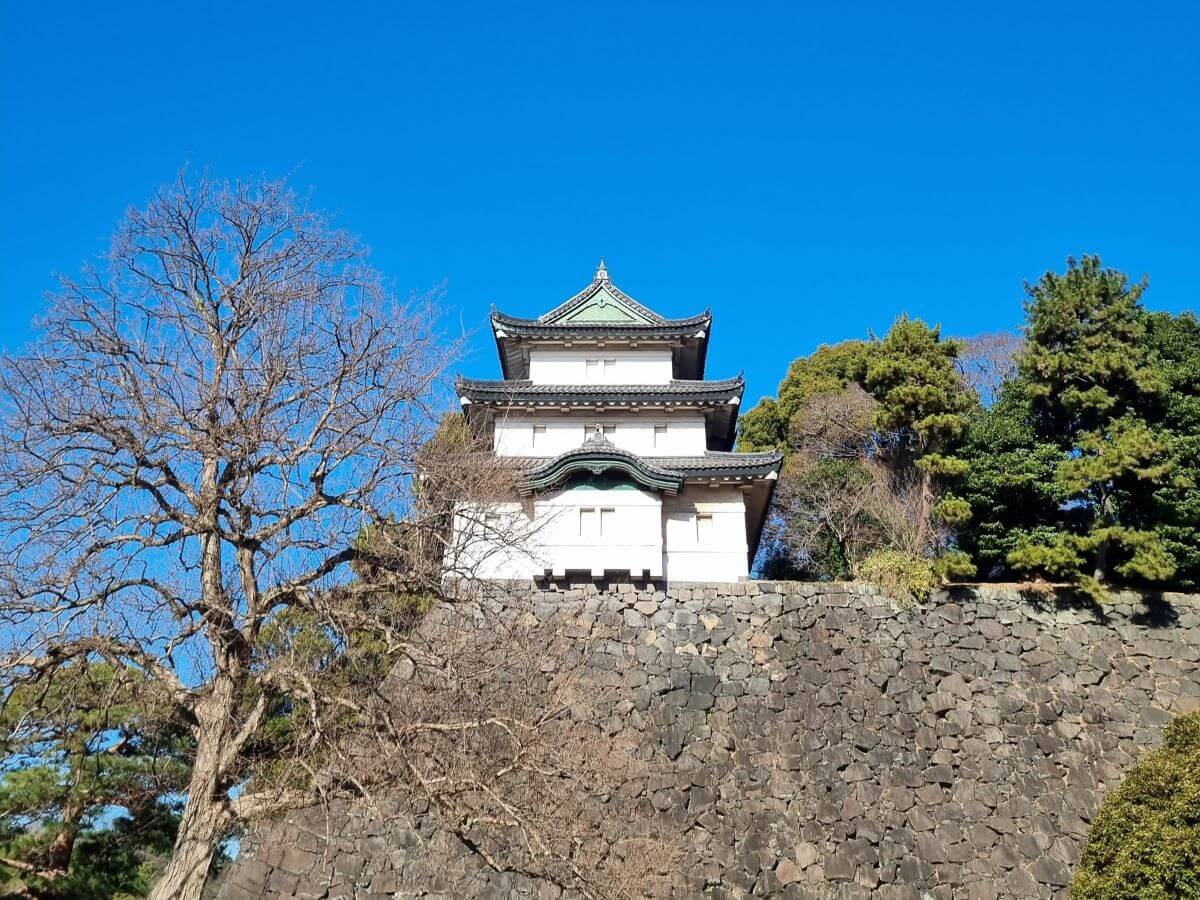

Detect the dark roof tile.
xmin=456 ymin=376 xmax=744 ymax=406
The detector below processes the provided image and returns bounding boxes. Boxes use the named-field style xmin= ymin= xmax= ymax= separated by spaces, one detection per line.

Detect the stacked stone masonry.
xmin=220 ymin=582 xmax=1200 ymax=899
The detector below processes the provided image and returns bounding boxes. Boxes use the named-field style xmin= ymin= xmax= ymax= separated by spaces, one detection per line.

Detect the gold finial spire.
xmin=594 ymin=258 xmax=609 ymax=283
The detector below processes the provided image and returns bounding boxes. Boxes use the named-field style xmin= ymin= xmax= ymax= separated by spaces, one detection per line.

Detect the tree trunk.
xmin=918 ymin=468 xmax=935 ymax=556
xmin=1093 ymin=535 xmax=1110 ymax=584
xmin=1092 ymin=496 xmax=1112 ymax=584
xmin=148 ymin=686 xmax=232 ymax=900
xmin=44 ymin=797 xmax=83 ymax=872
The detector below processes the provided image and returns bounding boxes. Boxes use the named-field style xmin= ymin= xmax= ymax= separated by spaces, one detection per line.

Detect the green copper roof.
xmin=550 ymin=285 xmax=653 ymax=324
xmin=536 ymin=261 xmax=666 ymax=325
xmin=518 ymin=432 xmax=684 ymax=495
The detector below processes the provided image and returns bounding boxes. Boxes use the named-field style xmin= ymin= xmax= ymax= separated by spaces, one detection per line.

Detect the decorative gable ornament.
xmin=539 ymin=260 xmax=665 ymax=326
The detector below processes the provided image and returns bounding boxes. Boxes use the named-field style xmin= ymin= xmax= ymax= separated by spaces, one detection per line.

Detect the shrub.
xmin=933 ymin=549 xmax=977 ymax=582
xmin=858 ymin=550 xmax=937 ymax=605
xmin=1070 ymin=710 xmax=1200 ymax=899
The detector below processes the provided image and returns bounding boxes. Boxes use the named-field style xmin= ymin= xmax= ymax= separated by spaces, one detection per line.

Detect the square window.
xmin=602 ymin=358 xmax=617 ymax=379
xmin=584 ymin=358 xmax=600 ymax=380
xmin=696 ymin=513 xmax=714 ymax=543
xmin=599 ymin=507 xmax=615 ymax=536
xmin=531 ymin=424 xmax=546 ymax=448
xmin=653 ymin=424 xmax=668 ymax=447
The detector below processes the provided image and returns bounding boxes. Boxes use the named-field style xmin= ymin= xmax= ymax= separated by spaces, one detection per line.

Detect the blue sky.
xmin=3 ymin=1 xmax=1197 ymax=407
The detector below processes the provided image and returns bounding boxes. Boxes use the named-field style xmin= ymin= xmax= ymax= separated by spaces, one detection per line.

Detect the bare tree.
xmin=955 ymin=330 xmax=1024 ymax=405
xmin=771 ymin=386 xmax=884 ymax=575
xmin=770 ymin=385 xmax=955 ymax=576
xmin=0 ymin=174 xmax=531 ymax=899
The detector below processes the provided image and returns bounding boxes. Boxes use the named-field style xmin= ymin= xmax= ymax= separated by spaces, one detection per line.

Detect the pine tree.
xmin=1126 ymin=311 xmax=1200 ymax=588
xmin=0 ymin=662 xmax=190 ymax=892
xmin=955 ymin=385 xmax=1066 ymax=579
xmin=1009 ymin=256 xmax=1176 ymax=597
xmin=862 ymin=316 xmax=976 ymax=573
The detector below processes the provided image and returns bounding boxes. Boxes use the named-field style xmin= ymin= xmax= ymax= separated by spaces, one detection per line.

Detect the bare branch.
xmin=0 ymin=172 xmax=536 ymax=900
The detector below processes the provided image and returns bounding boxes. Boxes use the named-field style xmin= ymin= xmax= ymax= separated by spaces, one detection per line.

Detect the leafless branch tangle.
xmin=0 ymin=173 xmax=581 ymax=898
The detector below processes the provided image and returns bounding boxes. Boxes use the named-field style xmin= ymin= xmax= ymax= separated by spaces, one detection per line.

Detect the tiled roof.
xmin=491 ymin=309 xmax=711 ymax=339
xmin=639 ymin=450 xmax=784 ymax=476
xmin=456 ymin=376 xmax=744 ymax=406
xmin=512 ymin=446 xmax=783 ymax=484
xmin=487 ymin=264 xmax=713 ymax=380
xmin=518 ymin=432 xmax=687 ymax=494
xmin=536 ymin=263 xmax=666 ymax=324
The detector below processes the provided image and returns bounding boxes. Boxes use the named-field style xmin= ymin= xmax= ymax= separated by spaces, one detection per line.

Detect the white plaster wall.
xmin=535 ymin=485 xmax=663 ymax=577
xmin=528 ymin=350 xmax=673 ymax=385
xmin=447 ymin=500 xmax=545 ymax=580
xmin=662 ymin=486 xmax=749 ymax=582
xmin=450 ymin=485 xmax=664 ymax=579
xmin=493 ymin=413 xmax=708 ymax=457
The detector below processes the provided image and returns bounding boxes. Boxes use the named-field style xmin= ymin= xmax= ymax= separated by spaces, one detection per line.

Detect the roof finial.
xmin=594 ymin=258 xmax=609 ymax=283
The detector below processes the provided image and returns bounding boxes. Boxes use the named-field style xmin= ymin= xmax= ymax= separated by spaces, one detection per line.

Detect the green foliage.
xmin=933 ymin=495 xmax=972 ymax=526
xmin=864 ymin=316 xmax=974 ymax=460
xmin=737 ymin=341 xmax=870 ymax=453
xmin=1021 ymin=256 xmax=1162 ymax=432
xmin=1126 ymin=311 xmax=1200 ymax=588
xmin=932 ymin=550 xmax=976 ymax=582
xmin=1069 ymin=710 xmax=1200 ymax=899
xmin=0 ymin=662 xmax=190 ymax=891
xmin=735 ymin=397 xmax=787 ymax=453
xmin=747 ymin=256 xmax=1200 ymax=593
xmin=743 ymin=319 xmax=975 ymax=578
xmin=960 ymin=255 xmax=1176 ymax=592
xmin=999 ymin=256 xmax=1180 ymax=593
xmin=858 ymin=550 xmax=938 ymax=606
xmin=935 ymin=383 xmax=1067 ymax=579
xmin=776 ymin=340 xmax=871 ymax=422
xmin=739 ymin=339 xmax=878 ymax=575
xmin=0 ymin=806 xmax=184 ymax=899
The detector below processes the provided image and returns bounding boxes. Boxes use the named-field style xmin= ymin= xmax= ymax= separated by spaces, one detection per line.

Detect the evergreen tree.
xmin=735 ymin=397 xmax=787 ymax=453
xmin=1070 ymin=711 xmax=1200 ymax=898
xmin=776 ymin=340 xmax=871 ymax=423
xmin=863 ymin=316 xmax=976 ymax=545
xmin=737 ymin=339 xmax=873 ymax=575
xmin=0 ymin=662 xmax=190 ymax=894
xmin=1127 ymin=311 xmax=1200 ymax=588
xmin=1009 ymin=256 xmax=1176 ymax=597
xmin=955 ymin=385 xmax=1066 ymax=579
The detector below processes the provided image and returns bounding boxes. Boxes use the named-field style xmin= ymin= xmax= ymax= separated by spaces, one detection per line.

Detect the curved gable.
xmin=520 ymin=434 xmax=683 ymax=496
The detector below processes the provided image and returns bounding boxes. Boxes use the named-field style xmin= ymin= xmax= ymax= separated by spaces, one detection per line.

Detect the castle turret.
xmin=454 ymin=264 xmax=781 ymax=581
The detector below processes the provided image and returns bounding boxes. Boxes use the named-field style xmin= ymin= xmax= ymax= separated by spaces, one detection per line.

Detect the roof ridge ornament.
xmin=594 ymin=258 xmax=609 ymax=283
xmin=581 ymin=425 xmax=618 ymax=450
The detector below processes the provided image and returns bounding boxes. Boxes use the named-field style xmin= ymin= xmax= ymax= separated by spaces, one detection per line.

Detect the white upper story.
xmin=493 ymin=412 xmax=708 ymax=457
xmin=528 ymin=349 xmax=674 ymax=385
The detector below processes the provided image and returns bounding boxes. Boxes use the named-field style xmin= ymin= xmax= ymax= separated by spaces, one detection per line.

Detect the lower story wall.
xmin=452 ymin=484 xmax=750 ymax=582
xmin=220 ymin=582 xmax=1200 ymax=899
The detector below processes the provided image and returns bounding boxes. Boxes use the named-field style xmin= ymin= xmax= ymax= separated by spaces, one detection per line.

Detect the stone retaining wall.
xmin=219 ymin=582 xmax=1200 ymax=899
